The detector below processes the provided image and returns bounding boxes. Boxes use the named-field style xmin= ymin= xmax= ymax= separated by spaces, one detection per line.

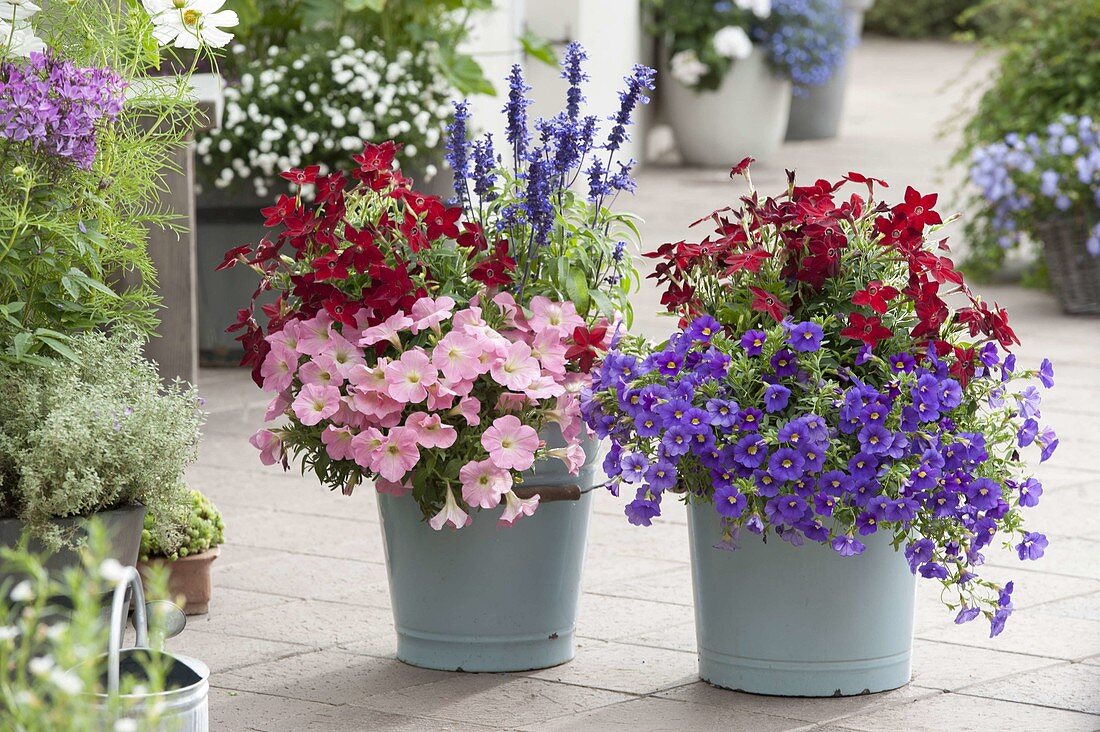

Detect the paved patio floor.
xmin=176 ymin=38 xmax=1100 ymax=731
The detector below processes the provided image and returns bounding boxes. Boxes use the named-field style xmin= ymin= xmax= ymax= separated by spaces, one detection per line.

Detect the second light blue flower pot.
xmin=376 ymin=432 xmax=598 ymax=672
xmin=687 ymin=500 xmax=916 ymax=696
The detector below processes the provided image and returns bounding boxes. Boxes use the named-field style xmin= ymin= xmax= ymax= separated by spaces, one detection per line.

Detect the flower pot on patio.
xmin=786 ymin=0 xmax=876 ymax=141
xmin=1033 ymin=213 xmax=1100 ymax=315
xmin=139 ymin=547 xmax=219 ymax=616
xmin=0 ymin=505 xmax=146 ymax=583
xmin=687 ymin=501 xmax=916 ymax=696
xmin=377 ymin=433 xmax=599 ymax=673
xmin=663 ymin=50 xmax=792 ymax=166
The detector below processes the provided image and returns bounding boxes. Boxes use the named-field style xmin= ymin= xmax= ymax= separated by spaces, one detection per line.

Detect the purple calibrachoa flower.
xmin=714 ymin=485 xmax=747 ymax=518
xmin=741 ymin=329 xmax=767 ymax=356
xmin=787 ymin=321 xmax=824 ymax=352
xmin=1015 ymin=532 xmax=1048 ymax=560
xmin=763 ymin=383 xmax=791 ymax=413
xmin=620 ymin=452 xmax=649 ymax=483
xmin=831 ymin=535 xmax=865 ymax=557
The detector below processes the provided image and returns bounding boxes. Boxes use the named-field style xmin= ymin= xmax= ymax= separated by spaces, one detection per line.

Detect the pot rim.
xmin=138 ymin=545 xmax=221 ymax=565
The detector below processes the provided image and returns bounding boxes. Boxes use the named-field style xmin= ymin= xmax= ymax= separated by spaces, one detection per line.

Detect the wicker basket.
xmin=1033 ymin=213 xmax=1100 ymax=315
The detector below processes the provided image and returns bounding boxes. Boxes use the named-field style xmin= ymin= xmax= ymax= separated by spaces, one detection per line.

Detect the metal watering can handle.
xmin=107 ymin=566 xmax=149 ymax=697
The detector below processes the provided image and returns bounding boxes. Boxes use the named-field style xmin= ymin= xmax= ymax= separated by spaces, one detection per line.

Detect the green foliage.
xmin=863 ymin=0 xmax=977 ymax=38
xmin=140 ymin=489 xmax=224 ymax=561
xmin=0 ymin=332 xmax=204 ymax=551
xmin=954 ymin=0 xmax=1100 ymax=278
xmin=0 ymin=522 xmax=175 ymax=729
xmin=0 ymin=1 xmax=210 ymax=364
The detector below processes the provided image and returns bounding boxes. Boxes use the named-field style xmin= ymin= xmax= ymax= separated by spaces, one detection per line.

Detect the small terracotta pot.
xmin=139 ymin=547 xmax=220 ymax=615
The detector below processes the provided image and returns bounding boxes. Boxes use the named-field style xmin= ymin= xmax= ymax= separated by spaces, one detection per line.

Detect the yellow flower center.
xmin=183 ymin=8 xmax=201 ymax=26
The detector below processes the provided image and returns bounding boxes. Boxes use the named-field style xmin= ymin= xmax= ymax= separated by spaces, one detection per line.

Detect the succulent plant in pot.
xmin=139 ymin=490 xmax=225 ymax=616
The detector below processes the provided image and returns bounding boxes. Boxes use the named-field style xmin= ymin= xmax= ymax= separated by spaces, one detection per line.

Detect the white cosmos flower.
xmin=713 ymin=26 xmax=753 ymax=60
xmin=0 ymin=0 xmax=46 ymax=59
xmin=142 ymin=0 xmax=239 ymax=50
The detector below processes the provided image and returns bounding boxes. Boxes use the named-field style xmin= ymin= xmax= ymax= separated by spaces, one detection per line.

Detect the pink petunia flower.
xmin=349 ymin=389 xmax=404 ymax=423
xmin=297 ymin=313 xmax=334 ymax=356
xmin=529 ymin=296 xmax=584 ymax=334
xmin=375 ymin=477 xmax=413 ymax=496
xmin=451 ymin=306 xmax=484 ymax=332
xmin=492 ymin=292 xmax=529 ymax=332
xmin=265 ymin=390 xmax=292 ymax=422
xmin=523 ymin=374 xmax=565 ymax=400
xmin=320 ymin=331 xmax=366 ymax=377
xmin=481 ymin=415 xmax=539 ymax=471
xmin=384 ymin=349 xmax=438 ymax=404
xmin=459 ymin=459 xmax=513 ymax=509
xmin=359 ymin=312 xmax=413 ymax=349
xmin=321 ymin=425 xmax=356 ymax=461
xmin=425 ymin=381 xmax=457 ymax=411
xmin=429 ymin=488 xmax=472 ymax=530
xmin=292 ymin=383 xmax=342 ymax=426
xmin=260 ymin=343 xmax=298 ymax=392
xmin=432 ymin=332 xmax=483 ymax=382
xmin=454 ymin=396 xmax=481 ymax=426
xmin=496 ymin=393 xmax=529 ymax=413
xmin=489 ymin=341 xmax=540 ymax=391
xmin=266 ymin=320 xmax=302 ymax=353
xmin=250 ymin=429 xmax=286 ymax=466
xmin=548 ymin=393 xmax=585 ymax=443
xmin=529 ymin=329 xmax=568 ymax=376
xmin=498 ymin=490 xmax=540 ymax=527
xmin=547 ymin=443 xmax=587 ymax=475
xmin=350 ymin=427 xmax=385 ymax=469
xmin=370 ymin=427 xmax=420 ymax=482
xmin=299 ymin=354 xmax=341 ymax=387
xmin=348 ymin=360 xmax=389 ymax=392
xmin=410 ymin=295 xmax=456 ymax=334
xmin=405 ymin=412 xmax=458 ymax=449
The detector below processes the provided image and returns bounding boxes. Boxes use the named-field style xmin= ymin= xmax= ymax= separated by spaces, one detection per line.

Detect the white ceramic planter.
xmin=663 ymin=50 xmax=792 ymax=167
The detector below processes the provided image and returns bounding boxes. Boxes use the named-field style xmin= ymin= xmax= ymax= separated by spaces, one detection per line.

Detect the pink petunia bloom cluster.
xmin=251 ymin=292 xmax=600 ymax=530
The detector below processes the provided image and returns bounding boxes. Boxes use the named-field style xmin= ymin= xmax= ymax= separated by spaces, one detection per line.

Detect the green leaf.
xmin=438 ymin=50 xmax=495 ymax=96
xmin=13 ymin=332 xmax=32 ymax=359
xmin=520 ymin=29 xmax=558 ymax=67
xmin=565 ymin=267 xmax=590 ymax=316
xmin=38 ymin=335 xmax=79 ymax=362
xmin=345 ymin=0 xmax=386 ymax=10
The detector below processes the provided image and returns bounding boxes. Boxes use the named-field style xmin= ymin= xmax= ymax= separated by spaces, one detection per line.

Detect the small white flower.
xmin=114 ymin=719 xmax=139 ymax=732
xmin=713 ymin=26 xmax=753 ymax=60
xmin=99 ymin=558 xmax=127 ymax=582
xmin=735 ymin=0 xmax=771 ymax=18
xmin=28 ymin=655 xmax=54 ymax=676
xmin=142 ymin=0 xmax=239 ymax=50
xmin=670 ymin=49 xmax=709 ymax=87
xmin=9 ymin=579 xmax=33 ymax=603
xmin=49 ymin=668 xmax=83 ymax=695
xmin=0 ymin=625 xmax=18 ymax=641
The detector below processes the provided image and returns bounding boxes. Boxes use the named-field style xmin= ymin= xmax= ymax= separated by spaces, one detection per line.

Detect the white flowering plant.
xmin=0 ymin=523 xmax=176 ymax=728
xmin=197 ymin=38 xmax=454 ymax=199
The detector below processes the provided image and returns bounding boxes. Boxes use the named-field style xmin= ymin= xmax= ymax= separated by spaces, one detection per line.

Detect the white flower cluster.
xmin=198 ymin=37 xmax=453 ymax=199
xmin=670 ymin=49 xmax=710 ymax=87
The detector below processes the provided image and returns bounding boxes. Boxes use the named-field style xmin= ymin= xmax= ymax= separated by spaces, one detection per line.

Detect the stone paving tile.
xmin=586 ymin=565 xmax=695 ymax=607
xmin=170 ymin=628 xmax=313 ymax=674
xmin=518 ymin=696 xmax=805 ymax=731
xmin=215 ymin=552 xmax=390 ymax=604
xmin=200 ymin=598 xmax=396 ymax=649
xmin=917 ymin=609 xmax=1100 ymax=661
xmin=959 ymin=661 xmax=1100 ymax=716
xmin=908 ymin=639 xmax=1058 ymax=692
xmin=225 ymin=508 xmax=385 ymax=563
xmin=574 ymin=591 xmax=693 ymax=642
xmin=350 ymin=674 xmax=633 ymax=729
xmin=207 ymin=687 xmax=341 ymax=732
xmin=654 ymin=681 xmax=936 ymax=725
xmin=986 ymin=536 xmax=1100 ymax=581
xmin=1031 ymin=591 xmax=1100 ymax=622
xmin=580 ymin=546 xmax=686 ymax=588
xmin=585 ymin=510 xmax=691 ymax=560
xmin=216 ymin=649 xmax=450 ymax=706
xmin=298 ymin=705 xmax=499 ymax=731
xmin=834 ymin=692 xmax=1100 ymax=732
xmin=523 ymin=637 xmax=697 ymax=695
xmin=623 ymin=619 xmax=698 ymax=654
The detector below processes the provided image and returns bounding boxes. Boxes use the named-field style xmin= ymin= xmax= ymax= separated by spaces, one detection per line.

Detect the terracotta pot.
xmin=139 ymin=547 xmax=220 ymax=616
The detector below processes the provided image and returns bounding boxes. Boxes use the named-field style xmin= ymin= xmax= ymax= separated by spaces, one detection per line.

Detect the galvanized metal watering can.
xmin=83 ymin=566 xmax=210 ymax=731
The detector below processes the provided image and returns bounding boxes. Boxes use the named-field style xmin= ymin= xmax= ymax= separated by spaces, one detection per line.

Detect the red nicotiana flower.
xmin=840 ymin=312 xmax=893 ymax=347
xmin=280 ymin=165 xmax=321 ymax=186
xmin=314 ymin=171 xmax=347 ymax=204
xmin=470 ymin=241 xmax=516 ymax=288
xmin=749 ymin=287 xmax=788 ymax=322
xmin=399 ymin=212 xmax=430 ymax=253
xmin=729 ymin=156 xmax=755 ymax=178
xmin=957 ymin=300 xmax=1020 ymax=348
xmin=261 ymin=194 xmax=298 ymax=228
xmin=852 ymin=280 xmax=900 ymax=314
xmin=353 ymin=140 xmax=398 ymax=174
xmin=425 ymin=202 xmax=461 ymax=240
xmin=722 ymin=247 xmax=771 ymax=276
xmin=899 ymin=186 xmax=942 ymax=229
xmin=565 ymin=325 xmax=608 ymax=373
xmin=216 ymin=244 xmax=251 ymax=271
xmin=311 ymin=252 xmax=349 ymax=282
xmin=323 ymin=293 xmax=359 ymax=327
xmin=456 ymin=221 xmax=488 ymax=253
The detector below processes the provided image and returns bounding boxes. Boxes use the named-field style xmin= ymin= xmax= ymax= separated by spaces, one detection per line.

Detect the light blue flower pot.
xmin=687 ymin=500 xmax=916 ymax=696
xmin=376 ymin=433 xmax=599 ymax=672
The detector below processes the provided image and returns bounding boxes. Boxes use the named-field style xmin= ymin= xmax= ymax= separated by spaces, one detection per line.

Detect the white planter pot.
xmin=662 ymin=50 xmax=792 ymax=167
